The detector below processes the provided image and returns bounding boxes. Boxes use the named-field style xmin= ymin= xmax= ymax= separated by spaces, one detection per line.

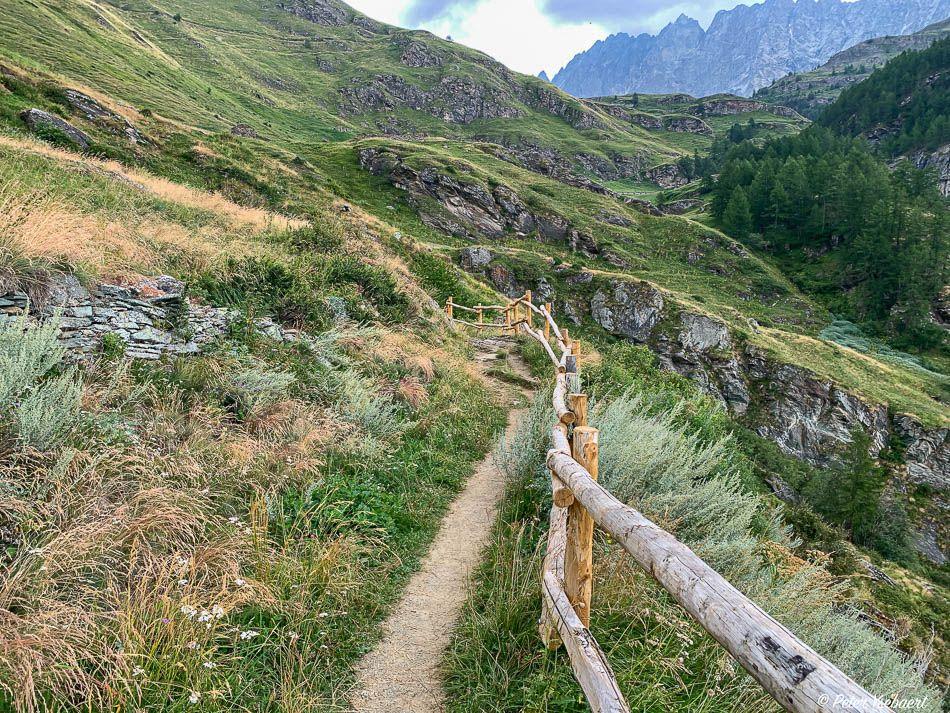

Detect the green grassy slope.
xmin=0 ymin=0 xmax=706 ymax=180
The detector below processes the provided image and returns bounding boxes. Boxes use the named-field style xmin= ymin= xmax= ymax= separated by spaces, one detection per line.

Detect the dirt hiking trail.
xmin=349 ymin=337 xmax=534 ymax=713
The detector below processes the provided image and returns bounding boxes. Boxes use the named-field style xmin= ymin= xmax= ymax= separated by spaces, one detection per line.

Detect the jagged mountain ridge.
xmin=755 ymin=17 xmax=950 ymax=118
xmin=552 ymin=0 xmax=950 ymax=98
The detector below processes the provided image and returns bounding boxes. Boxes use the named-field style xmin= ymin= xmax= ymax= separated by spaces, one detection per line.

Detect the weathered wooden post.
xmin=447 ymin=297 xmax=454 ymax=321
xmin=526 ymin=290 xmax=533 ymax=329
xmin=505 ymin=304 xmax=511 ymax=330
xmin=544 ymin=302 xmax=552 ymax=342
xmin=566 ymin=420 xmax=598 ymax=629
xmin=478 ymin=307 xmax=484 ymax=325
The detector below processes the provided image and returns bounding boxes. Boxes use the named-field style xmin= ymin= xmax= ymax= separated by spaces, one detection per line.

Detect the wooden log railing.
xmin=446 ymin=292 xmax=895 ymax=713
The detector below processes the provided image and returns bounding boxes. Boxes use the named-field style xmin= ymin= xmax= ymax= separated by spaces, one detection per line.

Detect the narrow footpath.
xmin=349 ymin=337 xmax=534 ymax=713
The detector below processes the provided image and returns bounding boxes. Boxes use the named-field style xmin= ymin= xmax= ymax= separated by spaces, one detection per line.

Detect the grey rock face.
xmin=645 ymin=163 xmax=688 ymax=189
xmin=895 ymin=416 xmax=950 ymax=491
xmin=552 ymin=0 xmax=950 ymax=97
xmin=664 ymin=115 xmax=712 ymax=135
xmin=20 ymin=109 xmax=91 ymax=149
xmin=358 ymin=147 xmax=596 ymax=253
xmin=0 ymin=274 xmax=308 ymax=360
xmin=459 ymin=247 xmax=494 ymax=271
xmin=277 ymin=0 xmax=350 ymax=26
xmin=63 ymin=89 xmax=145 ymax=144
xmin=400 ymin=39 xmax=443 ymax=68
xmin=911 ymin=144 xmax=950 ymax=197
xmin=590 ymin=280 xmax=664 ymax=342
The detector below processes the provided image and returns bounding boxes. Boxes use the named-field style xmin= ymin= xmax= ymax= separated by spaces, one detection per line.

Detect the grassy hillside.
xmin=0 ymin=129 xmax=512 ymax=711
xmin=755 ymin=18 xmax=950 ymax=120
xmin=0 ymin=1 xmax=947 ymax=710
xmin=0 ymin=0 xmax=717 ymax=186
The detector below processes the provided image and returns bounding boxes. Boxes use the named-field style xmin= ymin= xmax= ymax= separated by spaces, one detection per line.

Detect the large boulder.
xmin=20 ymin=109 xmax=90 ymax=149
xmin=590 ymin=279 xmax=664 ymax=342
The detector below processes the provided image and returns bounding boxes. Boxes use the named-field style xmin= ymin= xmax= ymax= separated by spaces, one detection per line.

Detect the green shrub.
xmin=223 ymin=363 xmax=295 ymax=419
xmin=0 ymin=313 xmax=81 ymax=451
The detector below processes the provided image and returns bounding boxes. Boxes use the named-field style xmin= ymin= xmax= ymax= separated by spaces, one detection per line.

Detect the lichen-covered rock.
xmin=400 ymin=39 xmax=443 ymax=68
xmin=20 ymin=108 xmax=91 ymax=149
xmin=664 ymin=115 xmax=713 ymax=135
xmin=64 ymin=89 xmax=144 ymax=144
xmin=277 ymin=0 xmax=350 ymax=26
xmin=590 ymin=279 xmax=664 ymax=342
xmin=459 ymin=246 xmax=493 ymax=271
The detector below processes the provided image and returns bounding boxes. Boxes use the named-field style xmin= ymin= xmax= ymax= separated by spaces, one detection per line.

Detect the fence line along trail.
xmin=349 ymin=338 xmax=534 ymax=713
xmin=442 ymin=292 xmax=895 ymax=713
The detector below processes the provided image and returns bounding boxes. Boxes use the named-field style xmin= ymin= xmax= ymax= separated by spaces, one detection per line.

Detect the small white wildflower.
xmin=178 ymin=578 xmax=189 ymax=587
xmin=176 ymin=556 xmax=189 ymax=566
xmin=239 ymin=630 xmax=259 ymax=640
xmin=186 ymin=640 xmax=199 ymax=650
xmin=188 ymin=691 xmax=200 ymax=704
xmin=242 ymin=527 xmax=252 ymax=535
xmin=318 ymin=612 xmax=329 ymax=618
xmin=181 ymin=605 xmax=197 ymax=618
xmin=132 ymin=666 xmax=145 ymax=677
xmin=28 ymin=548 xmax=43 ymax=555
xmin=211 ymin=605 xmax=225 ymax=619
xmin=228 ymin=516 xmax=240 ymax=525
xmin=234 ymin=578 xmax=246 ymax=588
xmin=197 ymin=610 xmax=212 ymax=623
xmin=202 ymin=661 xmax=216 ymax=669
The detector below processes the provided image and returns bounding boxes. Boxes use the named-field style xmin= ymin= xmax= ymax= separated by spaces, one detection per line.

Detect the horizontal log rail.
xmin=446 ymin=293 xmax=894 ymax=713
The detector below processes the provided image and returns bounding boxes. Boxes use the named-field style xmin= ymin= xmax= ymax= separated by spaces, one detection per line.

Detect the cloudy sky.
xmin=347 ymin=0 xmax=744 ymax=77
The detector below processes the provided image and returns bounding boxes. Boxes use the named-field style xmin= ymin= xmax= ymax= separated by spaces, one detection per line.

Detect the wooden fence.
xmin=446 ymin=293 xmax=894 ymax=713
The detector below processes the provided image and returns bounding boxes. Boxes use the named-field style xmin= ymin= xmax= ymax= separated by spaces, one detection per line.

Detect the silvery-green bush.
xmin=0 ymin=312 xmax=81 ymax=451
xmin=591 ymin=390 xmax=940 ymax=711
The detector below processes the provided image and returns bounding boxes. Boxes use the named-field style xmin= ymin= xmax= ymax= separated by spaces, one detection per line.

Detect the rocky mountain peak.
xmin=552 ymin=0 xmax=950 ymax=97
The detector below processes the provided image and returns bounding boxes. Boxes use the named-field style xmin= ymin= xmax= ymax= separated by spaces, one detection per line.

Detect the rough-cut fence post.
xmin=566 ymin=424 xmax=598 ymax=628
xmin=526 ymin=290 xmax=533 ymax=329
xmin=447 ymin=297 xmax=453 ymax=321
xmin=544 ymin=302 xmax=552 ymax=341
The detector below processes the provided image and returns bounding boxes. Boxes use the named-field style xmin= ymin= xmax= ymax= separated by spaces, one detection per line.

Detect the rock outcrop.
xmin=664 ymin=115 xmax=713 ymax=135
xmin=63 ymin=89 xmax=145 ymax=144
xmin=0 ymin=275 xmax=305 ymax=360
xmin=276 ymin=0 xmax=351 ymax=27
xmin=359 ymin=147 xmax=599 ymax=255
xmin=20 ymin=108 xmax=91 ymax=150
xmin=911 ymin=144 xmax=950 ymax=197
xmin=339 ymin=73 xmax=521 ymax=124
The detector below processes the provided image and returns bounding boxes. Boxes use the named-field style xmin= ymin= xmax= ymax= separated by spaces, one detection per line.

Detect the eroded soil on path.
xmin=349 ymin=337 xmax=533 ymax=713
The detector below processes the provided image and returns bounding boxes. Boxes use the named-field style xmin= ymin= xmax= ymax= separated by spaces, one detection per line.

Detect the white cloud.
xmin=348 ymin=0 xmax=609 ymax=77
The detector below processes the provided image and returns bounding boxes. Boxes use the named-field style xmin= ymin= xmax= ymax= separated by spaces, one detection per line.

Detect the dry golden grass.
xmin=0 ymin=184 xmax=272 ymax=278
xmin=0 ymin=135 xmax=305 ymax=233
